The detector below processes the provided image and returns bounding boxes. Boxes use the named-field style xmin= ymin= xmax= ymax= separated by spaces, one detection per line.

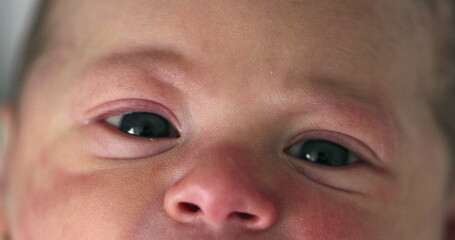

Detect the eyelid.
xmin=82 ymin=98 xmax=182 ymax=133
xmin=285 ymin=130 xmax=382 ymax=167
xmin=80 ymin=121 xmax=180 ymax=160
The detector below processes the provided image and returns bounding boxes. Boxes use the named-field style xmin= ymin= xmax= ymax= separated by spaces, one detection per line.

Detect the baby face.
xmin=1 ymin=0 xmax=452 ymax=239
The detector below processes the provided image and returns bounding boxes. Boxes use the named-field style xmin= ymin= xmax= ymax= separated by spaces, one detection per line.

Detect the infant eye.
xmin=105 ymin=112 xmax=179 ymax=138
xmin=285 ymin=140 xmax=357 ymax=167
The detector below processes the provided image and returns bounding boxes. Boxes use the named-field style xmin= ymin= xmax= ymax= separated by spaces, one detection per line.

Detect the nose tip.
xmin=163 ymin=167 xmax=276 ymax=230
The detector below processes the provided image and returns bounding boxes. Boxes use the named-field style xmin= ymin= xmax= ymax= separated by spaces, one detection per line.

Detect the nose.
xmin=163 ymin=147 xmax=276 ymax=231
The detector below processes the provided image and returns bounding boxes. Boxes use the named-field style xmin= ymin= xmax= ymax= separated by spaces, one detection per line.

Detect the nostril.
xmin=179 ymin=202 xmax=201 ymax=213
xmin=233 ymin=212 xmax=257 ymax=221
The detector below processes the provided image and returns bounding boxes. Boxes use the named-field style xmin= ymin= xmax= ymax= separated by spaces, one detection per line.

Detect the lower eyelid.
xmin=287 ymin=157 xmax=392 ymax=195
xmin=80 ymin=121 xmax=179 ymax=160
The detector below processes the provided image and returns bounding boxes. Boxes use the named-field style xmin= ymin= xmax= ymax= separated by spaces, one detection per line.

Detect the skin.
xmin=0 ymin=0 xmax=453 ymax=239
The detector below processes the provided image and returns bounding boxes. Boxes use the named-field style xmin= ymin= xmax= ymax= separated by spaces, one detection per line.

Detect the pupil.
xmin=317 ymin=152 xmax=330 ymax=162
xmin=301 ymin=140 xmax=349 ymax=166
xmin=119 ymin=112 xmax=171 ymax=138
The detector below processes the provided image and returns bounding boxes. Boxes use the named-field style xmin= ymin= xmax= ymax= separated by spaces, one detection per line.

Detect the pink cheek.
xmin=16 ymin=170 xmax=98 ymax=239
xmin=280 ymin=194 xmax=383 ymax=239
xmin=12 ymin=153 xmax=171 ymax=239
xmin=12 ymin=146 xmax=136 ymax=240
xmin=270 ymin=174 xmax=382 ymax=240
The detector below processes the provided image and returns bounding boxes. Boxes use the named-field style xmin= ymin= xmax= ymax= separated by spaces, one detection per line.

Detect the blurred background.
xmin=0 ymin=0 xmax=39 ymax=150
xmin=0 ymin=0 xmax=39 ymax=101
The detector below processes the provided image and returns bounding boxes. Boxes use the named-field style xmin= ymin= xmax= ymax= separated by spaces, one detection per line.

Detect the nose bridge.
xmin=193 ymin=104 xmax=270 ymax=153
xmin=194 ymin=143 xmax=257 ymax=174
xmin=191 ymin=75 xmax=270 ymax=142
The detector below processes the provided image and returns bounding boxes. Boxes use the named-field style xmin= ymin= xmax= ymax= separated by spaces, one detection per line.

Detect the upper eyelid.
xmin=82 ymin=99 xmax=182 ymax=132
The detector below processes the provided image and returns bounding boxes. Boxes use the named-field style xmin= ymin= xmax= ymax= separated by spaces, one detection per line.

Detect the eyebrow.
xmin=85 ymin=46 xmax=376 ymax=104
xmin=73 ymin=47 xmax=194 ymax=101
xmin=82 ymin=46 xmax=190 ymax=80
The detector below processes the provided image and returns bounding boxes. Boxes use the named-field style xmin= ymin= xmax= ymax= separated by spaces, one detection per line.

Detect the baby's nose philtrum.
xmin=163 ymin=145 xmax=276 ymax=231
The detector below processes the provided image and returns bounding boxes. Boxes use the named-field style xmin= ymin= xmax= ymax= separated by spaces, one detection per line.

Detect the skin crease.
xmin=0 ymin=0 xmax=453 ymax=239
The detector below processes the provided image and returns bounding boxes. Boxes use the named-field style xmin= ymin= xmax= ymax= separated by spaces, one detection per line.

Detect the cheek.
xmin=10 ymin=153 xmax=171 ymax=240
xmin=15 ymin=171 xmax=129 ymax=239
xmin=282 ymin=201 xmax=381 ymax=239
xmin=273 ymin=177 xmax=388 ymax=240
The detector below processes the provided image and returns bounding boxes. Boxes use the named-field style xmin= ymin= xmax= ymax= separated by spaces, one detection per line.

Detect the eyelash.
xmin=85 ymin=99 xmax=181 ymax=130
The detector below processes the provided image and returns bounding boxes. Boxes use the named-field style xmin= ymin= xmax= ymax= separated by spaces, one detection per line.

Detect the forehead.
xmin=42 ymin=0 xmax=418 ymax=62
xmin=38 ymin=0 xmax=425 ymax=95
xmin=31 ymin=2 xmax=427 ymax=109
